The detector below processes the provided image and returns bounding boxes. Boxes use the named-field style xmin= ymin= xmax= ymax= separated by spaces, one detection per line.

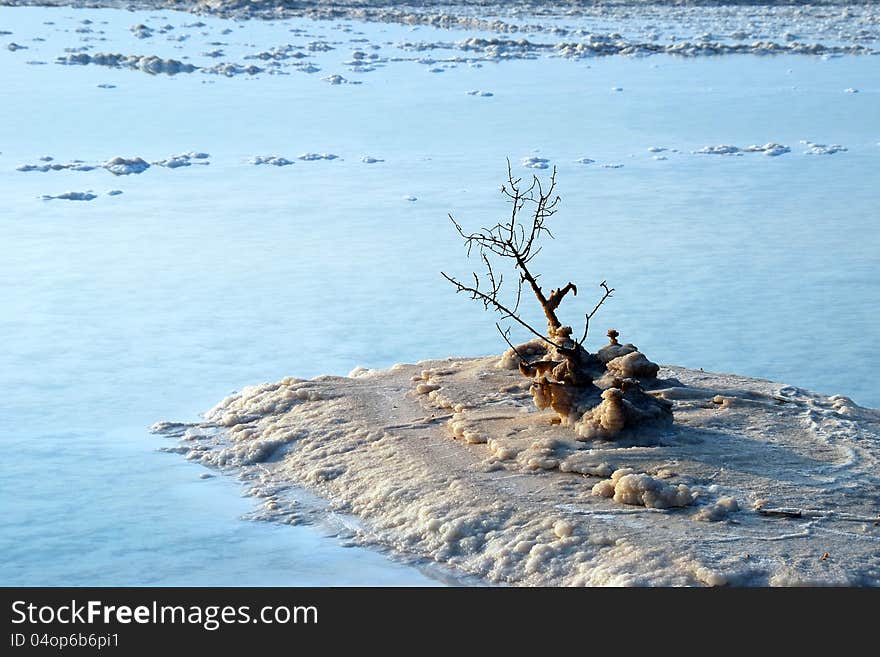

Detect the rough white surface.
xmin=592 ymin=468 xmax=694 ymax=509
xmin=154 ymin=355 xmax=880 ymax=587
xmin=41 ymin=190 xmax=97 ymax=201
xmin=250 ymin=155 xmax=294 ymax=166
xmin=103 ymin=156 xmax=150 ymax=175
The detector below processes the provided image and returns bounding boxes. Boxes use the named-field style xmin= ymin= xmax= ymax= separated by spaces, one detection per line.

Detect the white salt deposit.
xmin=56 ymin=52 xmax=197 ymax=75
xmin=130 ymin=24 xmax=153 ymax=39
xmin=693 ymin=497 xmax=740 ymax=522
xmin=154 ymin=356 xmax=880 ymax=586
xmin=322 ymin=74 xmax=360 ymax=85
xmin=694 ymin=144 xmax=743 ymax=156
xmin=802 ymin=141 xmax=848 ymax=155
xmin=103 ymin=156 xmax=150 ymax=175
xmin=17 ymin=160 xmax=96 ymax=172
xmin=592 ymin=469 xmax=694 ymax=509
xmin=695 ymin=143 xmax=790 ymax=157
xmin=298 ymin=153 xmax=339 ymax=161
xmin=250 ymin=155 xmax=294 ymax=166
xmin=41 ymin=191 xmax=97 ymax=201
xmin=203 ymin=62 xmax=264 ymax=76
xmin=521 ymin=156 xmax=550 ymax=169
xmin=744 ymin=142 xmax=790 ymax=156
xmin=152 ymin=152 xmax=210 ymax=168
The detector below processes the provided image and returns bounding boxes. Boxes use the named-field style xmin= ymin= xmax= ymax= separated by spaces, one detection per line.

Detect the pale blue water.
xmin=0 ymin=5 xmax=877 ymax=585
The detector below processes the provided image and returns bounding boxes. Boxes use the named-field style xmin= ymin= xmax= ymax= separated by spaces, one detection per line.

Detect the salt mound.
xmin=695 ymin=143 xmax=790 ymax=157
xmin=203 ymin=63 xmax=264 ymax=76
xmin=694 ymin=145 xmax=743 ymax=156
xmin=592 ymin=468 xmax=694 ymax=509
xmin=250 ymin=155 xmax=294 ymax=166
xmin=693 ymin=497 xmax=740 ymax=522
xmin=152 ymin=152 xmax=210 ymax=168
xmin=41 ymin=191 xmax=97 ymax=201
xmin=17 ymin=160 xmax=96 ymax=173
xmin=322 ymin=74 xmax=361 ymax=85
xmin=298 ymin=153 xmax=338 ymax=161
xmin=521 ymin=156 xmax=550 ymax=169
xmin=802 ymin=141 xmax=847 ymax=155
xmin=130 ymin=24 xmax=153 ymax=39
xmin=56 ymin=52 xmax=197 ymax=75
xmin=104 ymin=156 xmax=150 ymax=175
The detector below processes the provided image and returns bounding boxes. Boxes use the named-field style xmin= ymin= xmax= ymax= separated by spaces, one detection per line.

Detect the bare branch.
xmin=495 ymin=323 xmax=531 ymax=365
xmin=546 ymin=282 xmax=577 ymax=313
xmin=578 ymin=280 xmax=615 ymax=346
xmin=441 ymin=271 xmax=561 ymax=349
xmin=444 ymin=163 xmax=606 ymax=356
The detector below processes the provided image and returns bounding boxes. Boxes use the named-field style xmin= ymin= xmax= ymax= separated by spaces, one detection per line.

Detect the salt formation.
xmin=202 ymin=62 xmax=264 ymax=76
xmin=693 ymin=497 xmax=740 ymax=522
xmin=56 ymin=52 xmax=196 ymax=75
xmin=592 ymin=468 xmax=694 ymax=509
xmin=298 ymin=153 xmax=339 ymax=161
xmin=152 ymin=152 xmax=210 ymax=168
xmin=322 ymin=74 xmax=361 ymax=85
xmin=103 ymin=156 xmax=150 ymax=175
xmin=250 ymin=155 xmax=294 ymax=166
xmin=153 ymin=355 xmax=880 ymax=587
xmin=512 ymin=329 xmax=672 ymax=442
xmin=695 ymin=143 xmax=790 ymax=157
xmin=130 ymin=24 xmax=153 ymax=39
xmin=521 ymin=156 xmax=550 ymax=169
xmin=802 ymin=141 xmax=847 ymax=155
xmin=41 ymin=191 xmax=97 ymax=201
xmin=17 ymin=160 xmax=96 ymax=172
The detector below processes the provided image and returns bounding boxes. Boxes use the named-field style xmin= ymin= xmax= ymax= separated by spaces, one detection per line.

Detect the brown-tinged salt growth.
xmin=152 ymin=345 xmax=880 ymax=587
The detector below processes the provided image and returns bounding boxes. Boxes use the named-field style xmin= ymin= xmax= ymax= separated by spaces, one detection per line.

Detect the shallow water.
xmin=1 ymin=5 xmax=877 ymax=585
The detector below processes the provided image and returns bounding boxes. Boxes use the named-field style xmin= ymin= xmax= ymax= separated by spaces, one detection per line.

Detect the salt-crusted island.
xmin=154 ymin=167 xmax=880 ymax=586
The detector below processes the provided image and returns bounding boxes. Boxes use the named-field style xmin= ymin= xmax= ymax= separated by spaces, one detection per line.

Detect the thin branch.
xmin=578 ymin=280 xmax=615 ymax=346
xmin=441 ymin=271 xmax=561 ymax=349
xmin=444 ymin=163 xmax=599 ymax=356
xmin=496 ymin=323 xmax=531 ymax=365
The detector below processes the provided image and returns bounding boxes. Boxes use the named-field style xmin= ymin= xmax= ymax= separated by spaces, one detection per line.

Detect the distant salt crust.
xmin=37 ymin=0 xmax=877 ymax=60
xmin=154 ymin=356 xmax=880 ymax=587
xmin=41 ymin=191 xmax=97 ymax=201
xmin=521 ymin=156 xmax=550 ymax=169
xmin=250 ymin=155 xmax=294 ymax=166
xmin=694 ymin=143 xmax=790 ymax=157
